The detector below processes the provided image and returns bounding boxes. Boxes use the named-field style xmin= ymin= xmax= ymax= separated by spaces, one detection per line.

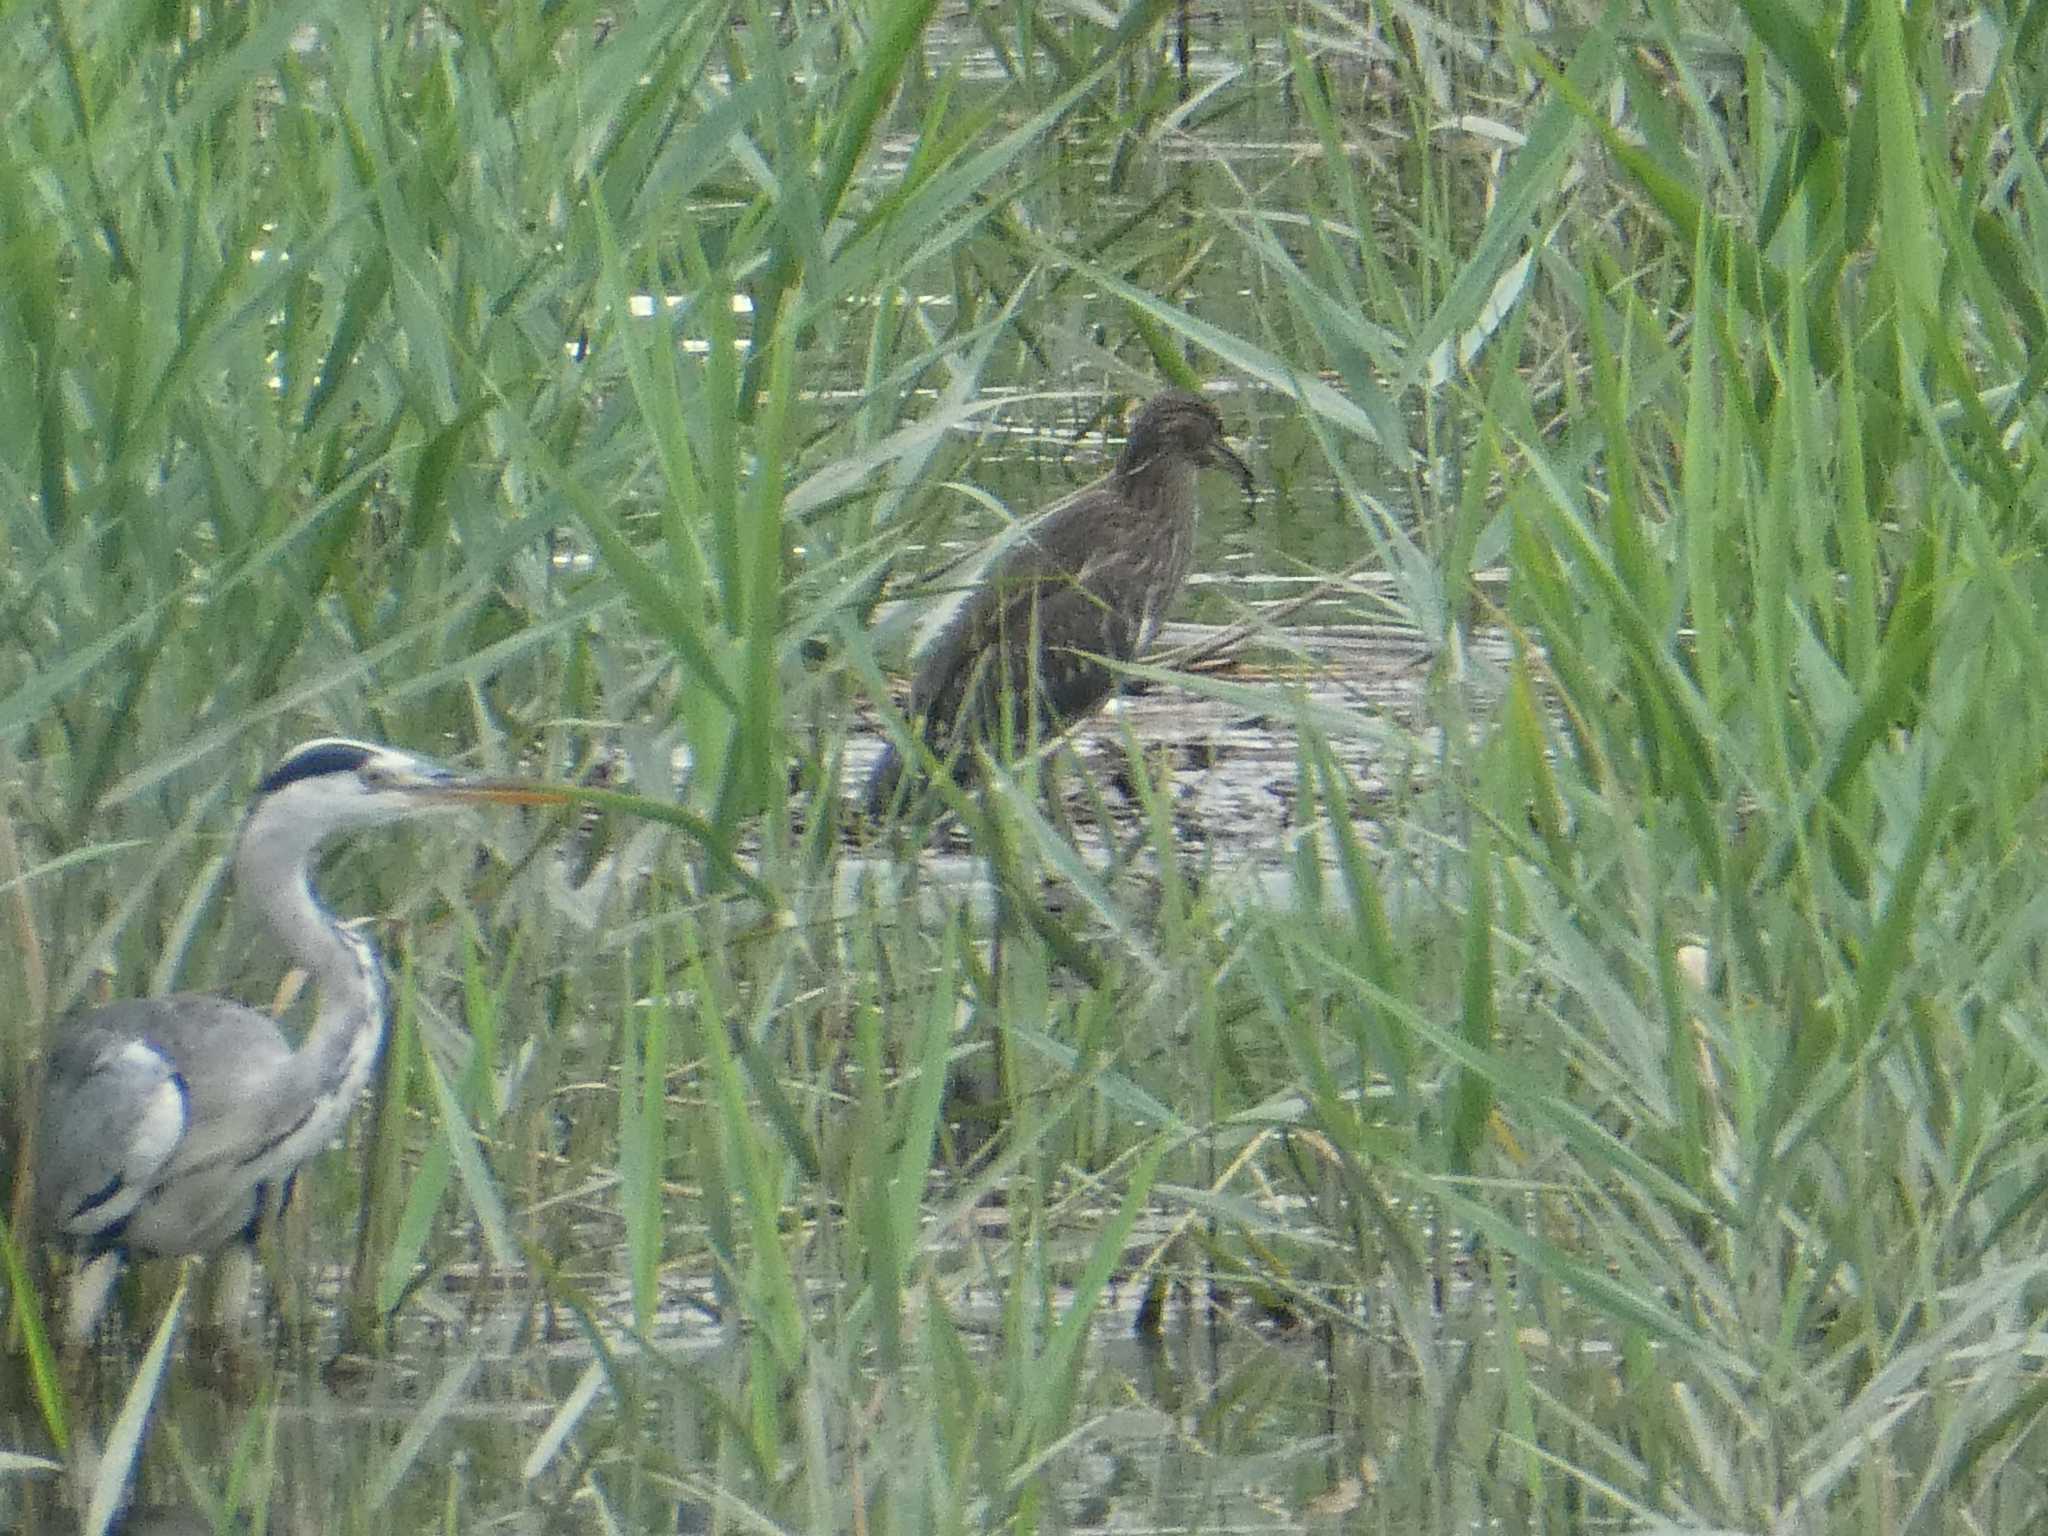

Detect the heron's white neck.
xmin=233 ymin=816 xmax=391 ymax=1120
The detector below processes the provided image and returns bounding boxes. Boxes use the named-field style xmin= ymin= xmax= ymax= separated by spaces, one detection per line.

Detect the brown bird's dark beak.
xmin=1211 ymin=441 xmax=1256 ymax=508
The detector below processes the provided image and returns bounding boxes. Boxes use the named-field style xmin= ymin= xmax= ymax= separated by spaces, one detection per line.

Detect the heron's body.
xmin=866 ymin=390 xmax=1253 ymax=814
xmin=34 ymin=737 xmax=558 ymax=1339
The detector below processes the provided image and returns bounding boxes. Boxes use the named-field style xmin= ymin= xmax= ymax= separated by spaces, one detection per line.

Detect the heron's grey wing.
xmin=121 ymin=994 xmax=295 ymax=1118
xmin=120 ymin=997 xmax=302 ymax=1224
xmin=40 ymin=996 xmax=297 ymax=1252
xmin=38 ymin=1011 xmax=189 ymax=1244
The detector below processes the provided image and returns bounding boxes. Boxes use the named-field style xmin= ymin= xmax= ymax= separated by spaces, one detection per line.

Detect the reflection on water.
xmin=5 ymin=1286 xmax=1401 ymax=1534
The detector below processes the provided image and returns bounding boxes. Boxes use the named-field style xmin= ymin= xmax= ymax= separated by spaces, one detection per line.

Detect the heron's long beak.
xmin=416 ymin=780 xmax=575 ymax=807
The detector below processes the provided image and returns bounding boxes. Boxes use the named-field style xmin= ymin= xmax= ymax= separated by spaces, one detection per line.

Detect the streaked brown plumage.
xmin=866 ymin=390 xmax=1253 ymax=815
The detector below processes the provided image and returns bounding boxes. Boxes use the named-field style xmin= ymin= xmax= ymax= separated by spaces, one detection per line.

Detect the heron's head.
xmin=1120 ymin=390 xmax=1254 ymax=498
xmin=243 ymin=738 xmax=565 ymax=862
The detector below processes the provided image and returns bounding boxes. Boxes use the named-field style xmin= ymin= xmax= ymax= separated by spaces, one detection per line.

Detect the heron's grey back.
xmin=39 ymin=994 xmax=298 ymax=1255
xmin=39 ymin=1009 xmax=188 ymax=1242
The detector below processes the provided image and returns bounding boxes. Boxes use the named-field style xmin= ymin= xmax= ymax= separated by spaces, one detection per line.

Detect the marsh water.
xmin=12 ymin=1293 xmax=1416 ymax=1533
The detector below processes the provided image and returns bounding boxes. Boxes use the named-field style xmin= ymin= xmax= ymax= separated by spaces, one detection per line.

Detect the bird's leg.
xmin=215 ymin=1243 xmax=258 ymax=1343
xmin=54 ymin=1253 xmax=121 ymax=1405
xmin=937 ymin=787 xmax=1018 ymax=1170
xmin=1105 ymin=733 xmax=1177 ymax=878
xmin=1039 ymin=746 xmax=1085 ymax=851
xmin=1062 ymin=743 xmax=1130 ymax=869
xmin=184 ymin=1241 xmax=272 ymax=1391
xmin=64 ymin=1251 xmax=122 ymax=1348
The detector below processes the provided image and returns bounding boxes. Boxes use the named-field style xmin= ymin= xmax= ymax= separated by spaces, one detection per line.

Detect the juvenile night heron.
xmin=865 ymin=389 xmax=1254 ymax=815
xmin=34 ymin=737 xmax=563 ymax=1341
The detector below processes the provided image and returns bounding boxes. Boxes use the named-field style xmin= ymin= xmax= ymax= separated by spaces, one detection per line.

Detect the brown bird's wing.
xmin=911 ymin=540 xmax=1150 ymax=771
xmin=866 ymin=478 xmax=1152 ymax=814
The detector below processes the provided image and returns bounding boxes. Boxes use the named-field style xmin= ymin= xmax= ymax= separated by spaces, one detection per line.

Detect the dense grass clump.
xmin=4 ymin=0 xmax=2048 ymax=1532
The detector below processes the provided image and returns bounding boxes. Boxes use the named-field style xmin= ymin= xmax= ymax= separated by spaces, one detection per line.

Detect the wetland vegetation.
xmin=5 ymin=0 xmax=2048 ymax=1531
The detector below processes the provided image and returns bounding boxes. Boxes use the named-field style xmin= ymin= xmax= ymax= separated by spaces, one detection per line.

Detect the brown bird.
xmin=866 ymin=389 xmax=1254 ymax=816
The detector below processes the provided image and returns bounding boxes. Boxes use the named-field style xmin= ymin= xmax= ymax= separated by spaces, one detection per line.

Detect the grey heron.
xmin=865 ymin=389 xmax=1253 ymax=816
xmin=34 ymin=737 xmax=563 ymax=1341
